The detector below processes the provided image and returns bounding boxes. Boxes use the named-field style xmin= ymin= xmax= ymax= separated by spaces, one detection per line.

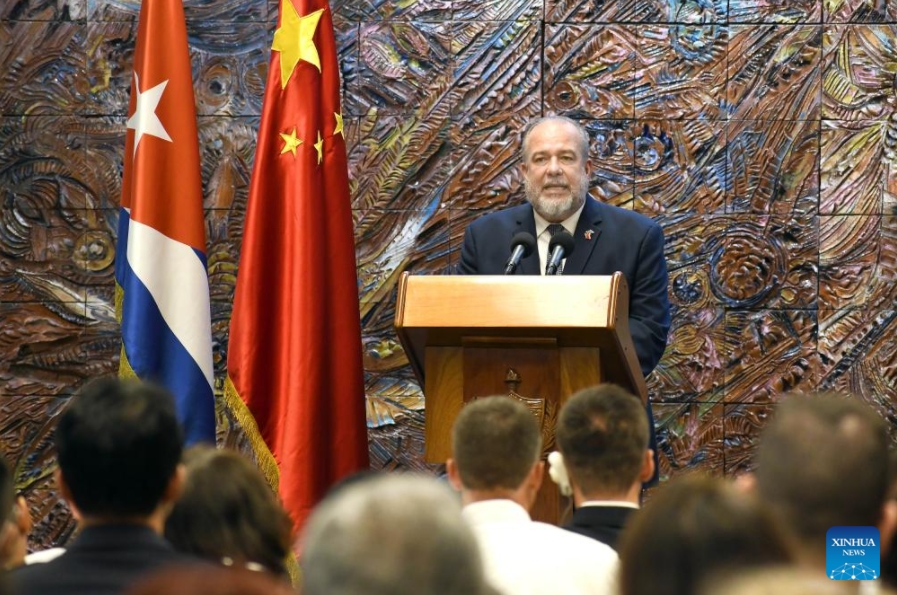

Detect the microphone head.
xmin=509 ymin=232 xmax=537 ymax=258
xmin=548 ymin=230 xmax=575 ymax=256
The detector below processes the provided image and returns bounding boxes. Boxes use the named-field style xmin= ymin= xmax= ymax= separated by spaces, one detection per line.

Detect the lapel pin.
xmin=584 ymin=229 xmax=595 ymax=240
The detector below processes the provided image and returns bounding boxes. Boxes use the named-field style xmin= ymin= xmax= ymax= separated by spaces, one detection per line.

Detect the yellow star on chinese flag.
xmin=333 ymin=112 xmax=344 ymax=137
xmin=280 ymin=128 xmax=303 ymax=156
xmin=271 ymin=0 xmax=324 ymax=89
xmin=314 ymin=130 xmax=324 ymax=164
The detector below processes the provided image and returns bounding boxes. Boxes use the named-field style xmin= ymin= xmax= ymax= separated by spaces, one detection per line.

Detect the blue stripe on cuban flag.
xmin=116 ymin=207 xmax=216 ymax=444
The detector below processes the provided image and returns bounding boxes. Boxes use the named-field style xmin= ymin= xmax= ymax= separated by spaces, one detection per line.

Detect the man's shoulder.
xmin=529 ymin=520 xmax=618 ymax=559
xmin=589 ymin=198 xmax=660 ymax=232
xmin=10 ymin=535 xmax=201 ymax=595
xmin=468 ymin=203 xmax=533 ymax=230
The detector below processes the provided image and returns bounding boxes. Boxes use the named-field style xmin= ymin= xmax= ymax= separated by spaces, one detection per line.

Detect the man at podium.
xmin=457 ymin=116 xmax=671 ymax=482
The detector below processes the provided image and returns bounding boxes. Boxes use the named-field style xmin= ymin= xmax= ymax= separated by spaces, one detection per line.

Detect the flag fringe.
xmin=222 ymin=375 xmax=281 ymax=493
xmin=223 ymin=377 xmax=301 ymax=586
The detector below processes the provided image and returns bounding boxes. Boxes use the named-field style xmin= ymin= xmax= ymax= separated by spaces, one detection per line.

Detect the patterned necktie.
xmin=546 ymin=224 xmax=566 ymax=275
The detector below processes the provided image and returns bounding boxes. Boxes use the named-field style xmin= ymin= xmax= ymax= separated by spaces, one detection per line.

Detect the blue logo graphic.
xmin=826 ymin=526 xmax=880 ymax=581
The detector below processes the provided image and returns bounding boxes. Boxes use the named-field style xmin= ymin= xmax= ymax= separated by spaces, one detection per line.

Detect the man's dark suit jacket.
xmin=564 ymin=505 xmax=637 ymax=552
xmin=11 ymin=524 xmax=199 ymax=595
xmin=457 ymin=198 xmax=671 ymax=377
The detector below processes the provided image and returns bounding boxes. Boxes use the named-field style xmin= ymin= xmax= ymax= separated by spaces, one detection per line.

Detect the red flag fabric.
xmin=225 ymin=0 xmax=369 ymax=533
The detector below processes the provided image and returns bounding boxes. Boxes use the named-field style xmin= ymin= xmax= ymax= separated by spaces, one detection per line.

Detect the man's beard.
xmin=523 ymin=174 xmax=589 ymax=222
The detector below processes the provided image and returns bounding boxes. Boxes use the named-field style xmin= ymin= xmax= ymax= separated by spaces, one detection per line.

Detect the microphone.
xmin=504 ymin=232 xmax=537 ymax=275
xmin=546 ymin=230 xmax=575 ymax=275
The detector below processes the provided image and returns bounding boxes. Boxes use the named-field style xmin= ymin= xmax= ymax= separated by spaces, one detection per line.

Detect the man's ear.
xmin=879 ymin=499 xmax=897 ymax=557
xmin=639 ymin=449 xmax=655 ymax=483
xmin=528 ymin=460 xmax=545 ymax=492
xmin=54 ymin=467 xmax=82 ymax=522
xmin=734 ymin=472 xmax=757 ymax=493
xmin=161 ymin=463 xmax=186 ymax=506
xmin=446 ymin=459 xmax=463 ymax=492
xmin=13 ymin=497 xmax=30 ymax=535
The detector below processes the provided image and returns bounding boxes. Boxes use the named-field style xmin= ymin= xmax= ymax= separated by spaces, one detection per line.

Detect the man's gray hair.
xmin=301 ymin=474 xmax=491 ymax=595
xmin=521 ymin=115 xmax=590 ymax=162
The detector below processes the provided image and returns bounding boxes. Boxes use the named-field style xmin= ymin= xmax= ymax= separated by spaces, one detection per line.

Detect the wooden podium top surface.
xmin=396 ymin=274 xmax=624 ymax=330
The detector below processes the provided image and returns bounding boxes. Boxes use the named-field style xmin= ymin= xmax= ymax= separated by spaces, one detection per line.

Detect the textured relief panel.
xmin=446 ymin=20 xmax=541 ymax=210
xmin=714 ymin=216 xmax=818 ymax=310
xmin=819 ymin=214 xmax=897 ymax=311
xmin=545 ymin=0 xmax=726 ymax=25
xmin=730 ymin=0 xmax=821 ymax=23
xmin=199 ymin=117 xmax=259 ymax=373
xmin=84 ymin=19 xmax=270 ymax=117
xmin=189 ymin=23 xmax=270 ymax=116
xmin=723 ymin=403 xmax=774 ymax=475
xmin=725 ymin=309 xmax=820 ymax=404
xmin=0 ymin=21 xmax=88 ymax=116
xmin=727 ymin=25 xmax=822 ymax=120
xmin=454 ymin=0 xmax=540 ymax=21
xmin=821 ymin=121 xmax=894 ymax=215
xmin=331 ymin=0 xmax=450 ymax=22
xmin=819 ymin=309 xmax=897 ymax=440
xmin=345 ymin=22 xmax=452 ymax=117
xmin=89 ymin=0 xmax=266 ymax=22
xmin=0 ymin=108 xmax=121 ymax=397
xmin=544 ymin=25 xmax=637 ymax=120
xmin=1 ymin=0 xmax=86 ymax=20
xmin=632 ymin=120 xmax=727 ymax=216
xmin=633 ymin=25 xmax=727 ymax=121
xmin=653 ymin=402 xmax=725 ymax=479
xmin=825 ymin=0 xmax=897 ymax=22
xmin=451 ymin=20 xmax=541 ymax=122
xmin=822 ymin=26 xmax=897 ymax=122
xmin=583 ymin=120 xmax=635 ymax=208
xmin=727 ymin=119 xmax=820 ymax=216
xmin=650 ymin=215 xmax=730 ymax=403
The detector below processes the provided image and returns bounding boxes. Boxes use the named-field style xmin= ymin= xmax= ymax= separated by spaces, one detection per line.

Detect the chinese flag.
xmin=116 ymin=0 xmax=216 ymax=444
xmin=225 ymin=0 xmax=369 ymax=532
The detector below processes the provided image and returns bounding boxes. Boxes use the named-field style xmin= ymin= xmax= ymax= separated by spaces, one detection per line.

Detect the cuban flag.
xmin=114 ymin=0 xmax=215 ymax=444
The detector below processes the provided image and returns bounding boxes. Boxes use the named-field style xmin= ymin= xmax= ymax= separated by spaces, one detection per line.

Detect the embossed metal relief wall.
xmin=1 ymin=0 xmax=895 ymax=548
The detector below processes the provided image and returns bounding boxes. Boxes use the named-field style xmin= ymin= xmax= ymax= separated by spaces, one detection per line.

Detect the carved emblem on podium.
xmin=504 ymin=368 xmax=557 ymax=454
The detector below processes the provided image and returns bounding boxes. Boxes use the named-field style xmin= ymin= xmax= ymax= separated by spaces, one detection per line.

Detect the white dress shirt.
xmin=533 ymin=204 xmax=585 ymax=275
xmin=462 ymin=499 xmax=619 ymax=595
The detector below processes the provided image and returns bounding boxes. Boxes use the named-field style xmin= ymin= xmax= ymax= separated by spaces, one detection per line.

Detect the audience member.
xmin=701 ymin=567 xmax=851 ymax=595
xmin=881 ymin=451 xmax=897 ymax=588
xmin=128 ymin=566 xmax=295 ymax=595
xmin=10 ymin=378 xmax=199 ymax=595
xmin=447 ymin=396 xmax=618 ymax=595
xmin=300 ymin=474 xmax=493 ymax=595
xmin=0 ymin=455 xmax=28 ymax=571
xmin=752 ymin=393 xmax=897 ymax=569
xmin=164 ymin=445 xmax=293 ymax=578
xmin=618 ymin=473 xmax=793 ymax=595
xmin=553 ymin=384 xmax=653 ymax=550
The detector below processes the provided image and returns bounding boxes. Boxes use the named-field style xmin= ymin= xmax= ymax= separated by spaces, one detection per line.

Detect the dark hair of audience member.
xmin=755 ymin=393 xmax=891 ymax=548
xmin=128 ymin=566 xmax=296 ymax=595
xmin=0 ymin=455 xmax=13 ymax=526
xmin=556 ymin=384 xmax=648 ymax=493
xmin=452 ymin=397 xmax=542 ymax=490
xmin=164 ymin=446 xmax=293 ymax=578
xmin=618 ymin=474 xmax=794 ymax=595
xmin=700 ymin=567 xmax=852 ymax=595
xmin=55 ymin=377 xmax=183 ymax=517
xmin=880 ymin=449 xmax=897 ymax=588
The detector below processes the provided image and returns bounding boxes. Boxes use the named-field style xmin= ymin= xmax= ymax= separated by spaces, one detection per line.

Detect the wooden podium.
xmin=394 ymin=272 xmax=647 ymax=524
